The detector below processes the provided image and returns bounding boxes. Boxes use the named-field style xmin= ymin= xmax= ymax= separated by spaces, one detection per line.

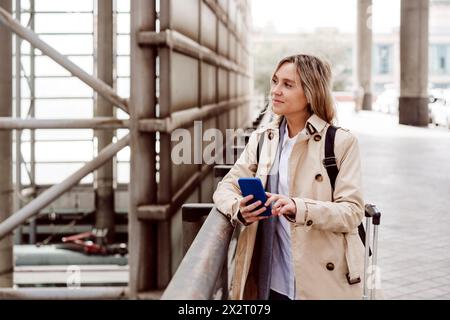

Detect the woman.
xmin=213 ymin=54 xmax=365 ymax=300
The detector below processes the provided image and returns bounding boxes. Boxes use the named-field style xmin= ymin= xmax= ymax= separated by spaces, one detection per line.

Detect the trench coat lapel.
xmin=256 ymin=117 xmax=286 ymax=299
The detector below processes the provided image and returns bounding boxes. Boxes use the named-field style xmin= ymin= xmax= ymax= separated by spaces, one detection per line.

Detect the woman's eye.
xmin=285 ymin=83 xmax=292 ymax=88
xmin=271 ymin=78 xmax=277 ymax=84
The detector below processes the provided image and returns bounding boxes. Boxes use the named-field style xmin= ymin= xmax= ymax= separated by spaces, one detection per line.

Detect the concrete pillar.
xmin=0 ymin=0 xmax=13 ymax=287
xmin=399 ymin=0 xmax=429 ymax=126
xmin=95 ymin=0 xmax=115 ymax=243
xmin=356 ymin=0 xmax=373 ymax=111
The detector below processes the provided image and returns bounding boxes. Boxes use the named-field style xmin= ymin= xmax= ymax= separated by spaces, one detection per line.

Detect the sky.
xmin=251 ymin=0 xmax=400 ymax=34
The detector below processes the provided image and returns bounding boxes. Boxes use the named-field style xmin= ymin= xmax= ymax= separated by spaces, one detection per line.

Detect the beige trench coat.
xmin=213 ymin=114 xmax=366 ymax=300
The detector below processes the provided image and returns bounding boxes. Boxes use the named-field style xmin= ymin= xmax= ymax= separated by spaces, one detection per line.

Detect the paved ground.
xmin=337 ymin=104 xmax=450 ymax=299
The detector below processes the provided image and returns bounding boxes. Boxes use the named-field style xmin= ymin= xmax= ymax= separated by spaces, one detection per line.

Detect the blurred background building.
xmin=252 ymin=0 xmax=450 ymax=96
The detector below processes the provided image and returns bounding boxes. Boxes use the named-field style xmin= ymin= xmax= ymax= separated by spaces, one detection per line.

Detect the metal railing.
xmin=161 ymin=206 xmax=234 ymax=300
xmin=161 ymin=103 xmax=269 ymax=300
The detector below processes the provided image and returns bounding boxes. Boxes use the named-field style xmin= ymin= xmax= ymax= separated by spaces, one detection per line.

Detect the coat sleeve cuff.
xmin=230 ymin=197 xmax=249 ymax=227
xmin=237 ymin=210 xmax=250 ymax=226
xmin=286 ymin=197 xmax=308 ymax=225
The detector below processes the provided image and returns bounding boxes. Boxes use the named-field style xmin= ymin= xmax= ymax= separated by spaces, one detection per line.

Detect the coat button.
xmin=315 ymin=174 xmax=323 ymax=182
xmin=268 ymin=131 xmax=274 ymax=140
xmin=306 ymin=220 xmax=313 ymax=226
xmin=326 ymin=262 xmax=335 ymax=271
xmin=314 ymin=135 xmax=321 ymax=142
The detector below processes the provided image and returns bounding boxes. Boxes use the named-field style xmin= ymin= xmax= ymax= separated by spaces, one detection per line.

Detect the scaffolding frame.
xmin=2 ymin=0 xmax=133 ymax=247
xmin=0 ymin=0 xmax=252 ymax=298
xmin=0 ymin=0 xmax=131 ymax=290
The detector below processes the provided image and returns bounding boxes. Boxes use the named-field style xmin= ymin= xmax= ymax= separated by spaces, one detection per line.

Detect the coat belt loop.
xmin=344 ymin=233 xmax=362 ymax=285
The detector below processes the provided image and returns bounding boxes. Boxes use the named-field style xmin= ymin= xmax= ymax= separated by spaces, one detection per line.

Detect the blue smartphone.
xmin=238 ymin=177 xmax=271 ymax=217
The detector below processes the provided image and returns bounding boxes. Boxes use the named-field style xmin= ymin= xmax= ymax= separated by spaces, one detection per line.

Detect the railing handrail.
xmin=161 ymin=103 xmax=271 ymax=299
xmin=161 ymin=207 xmax=234 ymax=300
xmin=0 ymin=117 xmax=129 ymax=130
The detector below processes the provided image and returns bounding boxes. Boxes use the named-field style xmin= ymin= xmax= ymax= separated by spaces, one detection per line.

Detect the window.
xmin=430 ymin=44 xmax=450 ymax=75
xmin=374 ymin=44 xmax=392 ymax=75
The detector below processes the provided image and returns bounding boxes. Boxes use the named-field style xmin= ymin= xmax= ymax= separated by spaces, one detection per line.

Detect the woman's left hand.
xmin=265 ymin=192 xmax=296 ymax=217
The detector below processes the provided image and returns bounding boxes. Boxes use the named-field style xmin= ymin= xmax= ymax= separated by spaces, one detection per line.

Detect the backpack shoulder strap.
xmin=256 ymin=132 xmax=265 ymax=164
xmin=323 ymin=125 xmax=339 ymax=192
xmin=324 ymin=125 xmax=372 ymax=256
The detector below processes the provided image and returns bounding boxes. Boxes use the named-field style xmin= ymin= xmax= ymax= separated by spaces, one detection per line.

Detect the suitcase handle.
xmin=365 ymin=204 xmax=381 ymax=225
xmin=363 ymin=203 xmax=382 ymax=300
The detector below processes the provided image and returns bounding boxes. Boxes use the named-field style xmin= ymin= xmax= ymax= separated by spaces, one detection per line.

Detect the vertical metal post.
xmin=129 ymin=0 xmax=157 ymax=297
xmin=198 ymin=1 xmax=203 ymax=203
xmin=0 ymin=0 xmax=13 ymax=287
xmin=28 ymin=0 xmax=36 ymax=244
xmin=356 ymin=0 xmax=373 ymax=111
xmin=13 ymin=0 xmax=22 ymax=245
xmin=215 ymin=2 xmax=227 ymax=163
xmin=95 ymin=0 xmax=115 ymax=244
xmin=156 ymin=95 xmax=173 ymax=287
xmin=158 ymin=0 xmax=173 ymax=289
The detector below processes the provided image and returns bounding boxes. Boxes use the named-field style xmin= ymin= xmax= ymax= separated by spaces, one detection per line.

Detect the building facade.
xmin=252 ymin=0 xmax=450 ymax=96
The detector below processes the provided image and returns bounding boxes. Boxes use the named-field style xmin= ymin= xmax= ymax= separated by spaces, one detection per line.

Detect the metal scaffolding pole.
xmin=0 ymin=6 xmax=128 ymax=113
xmin=13 ymin=0 xmax=22 ymax=244
xmin=129 ymin=0 xmax=157 ymax=297
xmin=95 ymin=0 xmax=115 ymax=244
xmin=28 ymin=0 xmax=36 ymax=244
xmin=0 ymin=0 xmax=13 ymax=288
xmin=0 ymin=118 xmax=128 ymax=129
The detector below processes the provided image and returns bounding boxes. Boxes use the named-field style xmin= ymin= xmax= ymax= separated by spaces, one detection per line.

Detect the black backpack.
xmin=256 ymin=125 xmax=370 ymax=254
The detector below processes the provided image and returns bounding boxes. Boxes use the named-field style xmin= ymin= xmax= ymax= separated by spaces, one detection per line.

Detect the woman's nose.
xmin=271 ymin=85 xmax=282 ymax=96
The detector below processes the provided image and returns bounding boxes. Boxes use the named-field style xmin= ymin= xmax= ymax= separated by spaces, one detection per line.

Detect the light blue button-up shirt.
xmin=270 ymin=123 xmax=308 ymax=300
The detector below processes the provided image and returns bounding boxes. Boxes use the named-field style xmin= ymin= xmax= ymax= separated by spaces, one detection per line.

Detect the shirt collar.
xmin=281 ymin=122 xmax=309 ymax=150
xmin=283 ymin=122 xmax=307 ymax=141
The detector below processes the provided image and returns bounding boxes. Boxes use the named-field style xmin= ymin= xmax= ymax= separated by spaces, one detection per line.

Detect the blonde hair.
xmin=272 ymin=54 xmax=336 ymax=124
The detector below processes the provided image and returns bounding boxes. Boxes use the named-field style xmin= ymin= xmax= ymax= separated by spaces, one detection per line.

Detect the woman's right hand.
xmin=238 ymin=195 xmax=269 ymax=224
